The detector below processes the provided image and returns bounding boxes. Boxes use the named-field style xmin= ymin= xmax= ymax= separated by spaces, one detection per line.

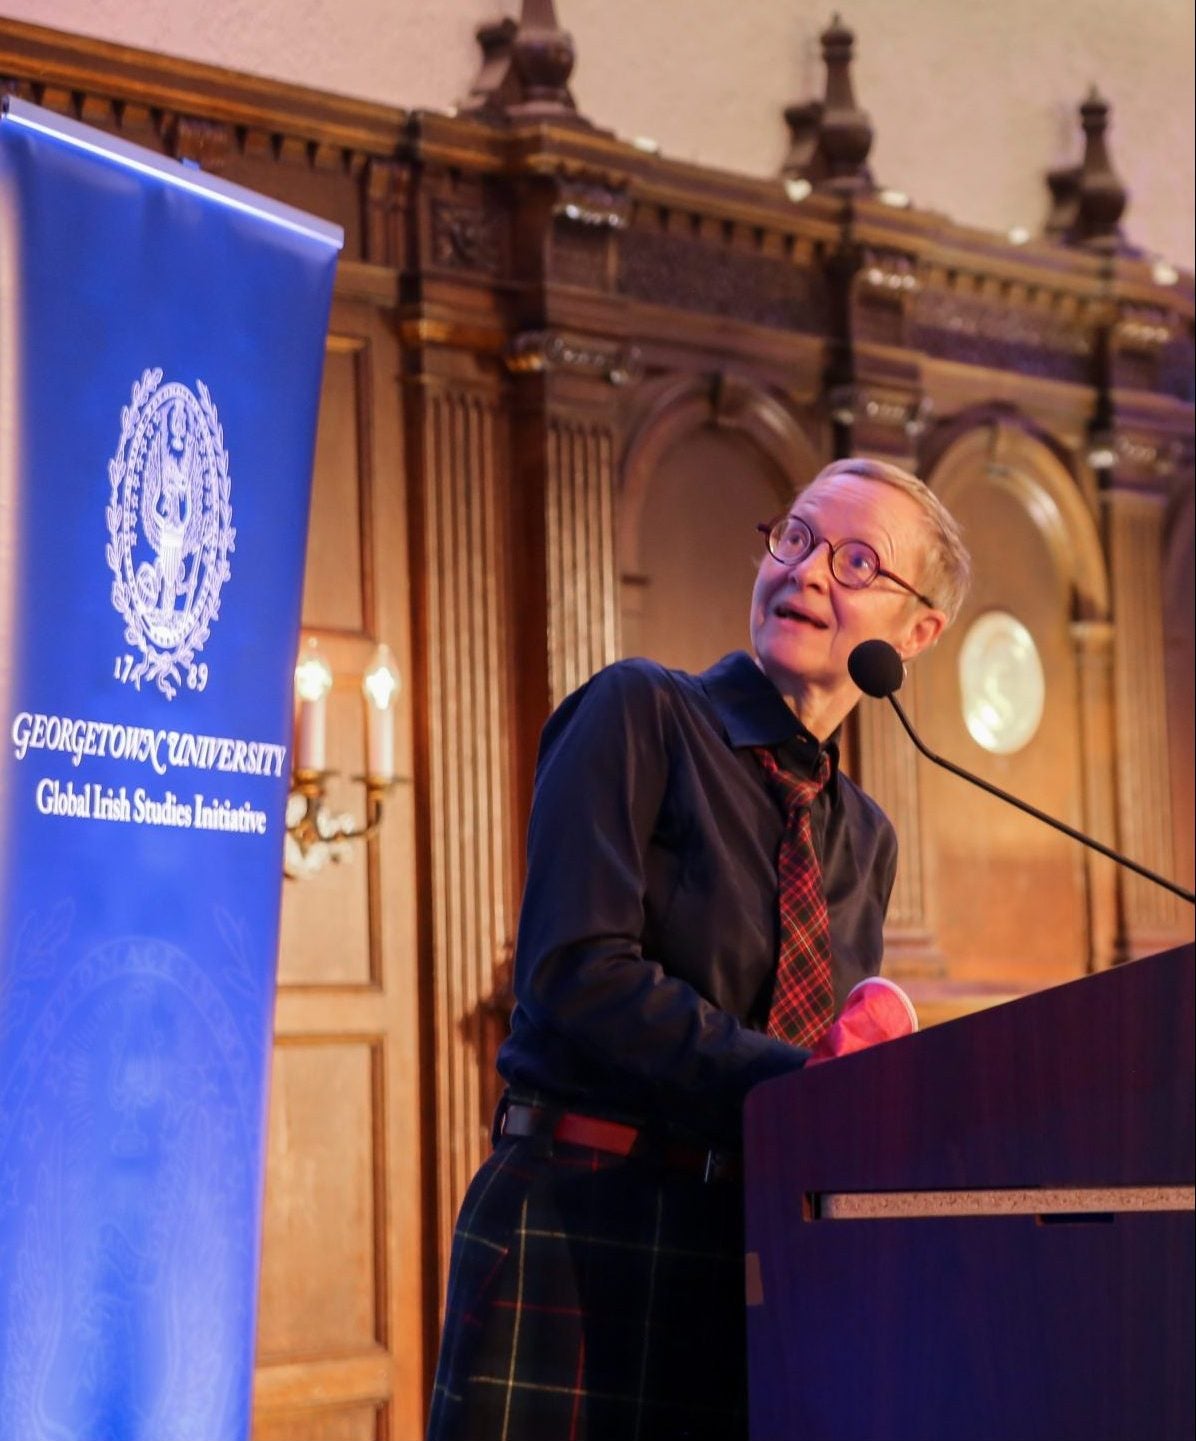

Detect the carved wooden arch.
xmin=617 ymin=372 xmax=822 ymax=576
xmin=925 ymin=416 xmax=1110 ymax=622
xmin=918 ymin=412 xmax=1121 ymax=973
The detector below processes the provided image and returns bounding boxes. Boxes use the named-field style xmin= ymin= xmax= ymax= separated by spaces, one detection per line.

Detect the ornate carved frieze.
xmin=1111 ymin=306 xmax=1195 ymax=402
xmin=552 ymin=174 xmax=630 ymax=229
xmin=430 ymin=197 xmax=504 ymax=274
xmin=506 ymin=329 xmax=643 ymax=385
xmin=1156 ymin=331 xmax=1196 ymax=404
xmin=618 ymin=227 xmax=826 ymax=333
xmin=1100 ymin=432 xmax=1189 ymax=495
xmin=363 ymin=157 xmax=408 ymax=270
xmin=911 ymin=283 xmax=1095 ymax=382
xmin=0 ymin=22 xmax=404 ymax=263
xmin=850 ymin=390 xmax=929 ymax=458
xmin=822 ymin=383 xmax=925 ymax=449
xmin=858 ymin=248 xmax=919 ymax=296
xmin=854 ymin=247 xmax=920 ymax=346
xmin=159 ymin=113 xmax=234 ymax=170
xmin=546 ymin=173 xmax=629 ymax=288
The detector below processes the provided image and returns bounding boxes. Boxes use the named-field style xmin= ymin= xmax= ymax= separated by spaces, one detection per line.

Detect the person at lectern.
xmin=426 ymin=458 xmax=972 ymax=1441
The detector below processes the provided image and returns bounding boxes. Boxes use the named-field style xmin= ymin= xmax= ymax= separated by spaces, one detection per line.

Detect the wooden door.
xmin=251 ymin=279 xmax=427 ymax=1441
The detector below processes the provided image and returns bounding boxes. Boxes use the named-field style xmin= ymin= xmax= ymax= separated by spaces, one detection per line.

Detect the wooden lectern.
xmin=743 ymin=945 xmax=1195 ymax=1441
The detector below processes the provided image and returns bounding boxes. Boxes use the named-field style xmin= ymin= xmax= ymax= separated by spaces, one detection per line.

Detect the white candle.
xmin=362 ymin=643 xmax=400 ymax=780
xmin=294 ymin=639 xmax=333 ymax=773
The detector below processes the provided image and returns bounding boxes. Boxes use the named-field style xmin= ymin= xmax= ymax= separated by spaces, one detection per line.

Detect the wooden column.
xmin=843 ymin=356 xmax=942 ymax=974
xmin=507 ymin=334 xmax=631 ymax=825
xmin=1070 ymin=619 xmax=1119 ymax=971
xmin=545 ymin=408 xmax=620 ymax=703
xmin=404 ymin=350 xmax=517 ymax=1285
xmin=1104 ymin=484 xmax=1189 ymax=955
xmin=857 ymin=669 xmax=944 ymax=976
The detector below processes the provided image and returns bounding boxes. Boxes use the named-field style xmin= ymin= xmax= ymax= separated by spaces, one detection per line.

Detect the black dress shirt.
xmin=498 ymin=650 xmax=898 ymax=1147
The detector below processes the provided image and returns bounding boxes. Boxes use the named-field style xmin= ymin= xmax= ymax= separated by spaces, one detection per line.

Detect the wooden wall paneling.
xmin=615 ymin=371 xmax=821 ymax=675
xmin=403 ymin=348 xmax=516 ymax=1293
xmin=257 ymin=283 xmax=427 ymax=1441
xmin=918 ymin=468 xmax=1089 ymax=989
xmin=1162 ymin=466 xmax=1195 ymax=897
xmin=839 ymin=311 xmax=940 ymax=974
xmin=275 ymin=663 xmax=373 ymax=987
xmin=901 ymin=421 xmax=1111 ymax=1009
xmin=522 ymin=358 xmax=626 ymax=706
xmin=1103 ymin=267 xmax=1195 ymax=930
xmin=855 ymin=687 xmax=943 ymax=978
xmin=507 ymin=354 xmax=625 ymax=713
xmin=257 ymin=1039 xmax=381 ymax=1361
xmin=1104 ymin=483 xmax=1190 ymax=954
xmin=254 ymin=1401 xmax=382 ymax=1441
xmin=502 ymin=357 xmax=627 ymax=861
xmin=350 ymin=279 xmax=428 ymax=1441
xmin=3 ymin=20 xmax=1194 ymax=1429
xmin=504 ymin=151 xmax=638 ymax=797
xmin=545 ymin=408 xmax=620 ymax=703
xmin=300 ymin=335 xmax=372 ymax=632
xmin=1070 ymin=619 xmax=1120 ymax=971
xmin=617 ymin=424 xmax=781 ymax=672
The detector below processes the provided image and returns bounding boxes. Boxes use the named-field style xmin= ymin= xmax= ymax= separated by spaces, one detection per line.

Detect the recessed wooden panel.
xmin=277 ymin=682 xmax=372 ymax=986
xmin=254 ymin=1403 xmax=379 ymax=1441
xmin=257 ymin=1041 xmax=379 ymax=1361
xmin=917 ymin=477 xmax=1087 ymax=985
xmin=302 ymin=338 xmax=368 ymax=634
xmin=621 ymin=426 xmax=788 ymax=671
xmin=1163 ymin=484 xmax=1195 ymax=895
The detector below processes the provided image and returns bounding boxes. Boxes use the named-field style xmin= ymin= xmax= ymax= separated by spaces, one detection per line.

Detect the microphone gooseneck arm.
xmin=884 ymin=691 xmax=1196 ymax=905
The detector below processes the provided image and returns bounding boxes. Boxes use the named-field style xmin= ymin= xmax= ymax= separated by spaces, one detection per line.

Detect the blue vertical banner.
xmin=0 ymin=100 xmax=342 ymax=1440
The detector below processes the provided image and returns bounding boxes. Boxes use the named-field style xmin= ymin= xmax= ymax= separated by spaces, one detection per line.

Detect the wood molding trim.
xmin=0 ymin=17 xmax=404 ymax=154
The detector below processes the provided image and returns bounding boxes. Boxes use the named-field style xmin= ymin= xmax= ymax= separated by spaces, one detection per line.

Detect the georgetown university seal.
xmin=106 ymin=368 xmax=235 ymax=698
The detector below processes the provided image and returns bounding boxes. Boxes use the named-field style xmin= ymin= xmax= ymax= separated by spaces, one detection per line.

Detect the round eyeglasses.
xmin=756 ymin=514 xmax=937 ymax=609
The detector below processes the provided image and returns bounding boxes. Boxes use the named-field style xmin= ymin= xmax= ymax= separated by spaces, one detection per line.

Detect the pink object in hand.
xmin=805 ymin=975 xmax=919 ymax=1066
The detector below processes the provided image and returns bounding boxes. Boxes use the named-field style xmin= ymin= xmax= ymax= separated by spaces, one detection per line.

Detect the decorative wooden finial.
xmin=458 ymin=0 xmax=583 ymax=123
xmin=1073 ymin=87 xmax=1129 ymax=250
xmin=1045 ymin=87 xmax=1132 ymax=253
xmin=458 ymin=17 xmax=521 ymax=117
xmin=819 ymin=14 xmax=873 ymax=185
xmin=1043 ymin=163 xmax=1080 ymax=239
xmin=510 ymin=0 xmax=578 ymax=116
xmin=782 ymin=14 xmax=875 ymax=193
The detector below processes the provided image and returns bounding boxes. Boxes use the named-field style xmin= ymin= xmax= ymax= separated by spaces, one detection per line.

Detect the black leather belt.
xmin=499 ymin=1099 xmax=741 ymax=1184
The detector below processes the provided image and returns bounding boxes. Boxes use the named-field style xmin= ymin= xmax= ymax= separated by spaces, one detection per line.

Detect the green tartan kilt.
xmin=426 ymin=1134 xmax=749 ymax=1441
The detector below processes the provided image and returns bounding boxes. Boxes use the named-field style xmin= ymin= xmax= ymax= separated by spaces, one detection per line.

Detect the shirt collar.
xmin=697 ymin=651 xmax=841 ymax=791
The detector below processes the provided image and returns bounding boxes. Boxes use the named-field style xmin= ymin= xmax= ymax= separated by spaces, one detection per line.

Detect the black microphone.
xmin=848 ymin=639 xmax=1196 ymax=905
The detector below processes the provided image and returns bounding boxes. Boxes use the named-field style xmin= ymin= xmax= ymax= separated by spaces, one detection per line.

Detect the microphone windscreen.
xmin=848 ymin=640 xmax=905 ymax=698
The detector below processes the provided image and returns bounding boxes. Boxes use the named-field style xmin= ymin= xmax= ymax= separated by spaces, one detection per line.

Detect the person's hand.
xmin=805 ymin=976 xmax=918 ymax=1066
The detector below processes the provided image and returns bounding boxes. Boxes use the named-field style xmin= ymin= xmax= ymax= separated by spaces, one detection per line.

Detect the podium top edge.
xmin=1 ymin=96 xmax=344 ymax=251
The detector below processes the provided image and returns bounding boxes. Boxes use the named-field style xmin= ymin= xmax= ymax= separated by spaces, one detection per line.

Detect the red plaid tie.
xmin=754 ymin=745 xmax=834 ymax=1048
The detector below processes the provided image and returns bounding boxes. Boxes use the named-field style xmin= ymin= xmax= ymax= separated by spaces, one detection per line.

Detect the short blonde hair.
xmin=802 ymin=458 xmax=972 ymax=625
